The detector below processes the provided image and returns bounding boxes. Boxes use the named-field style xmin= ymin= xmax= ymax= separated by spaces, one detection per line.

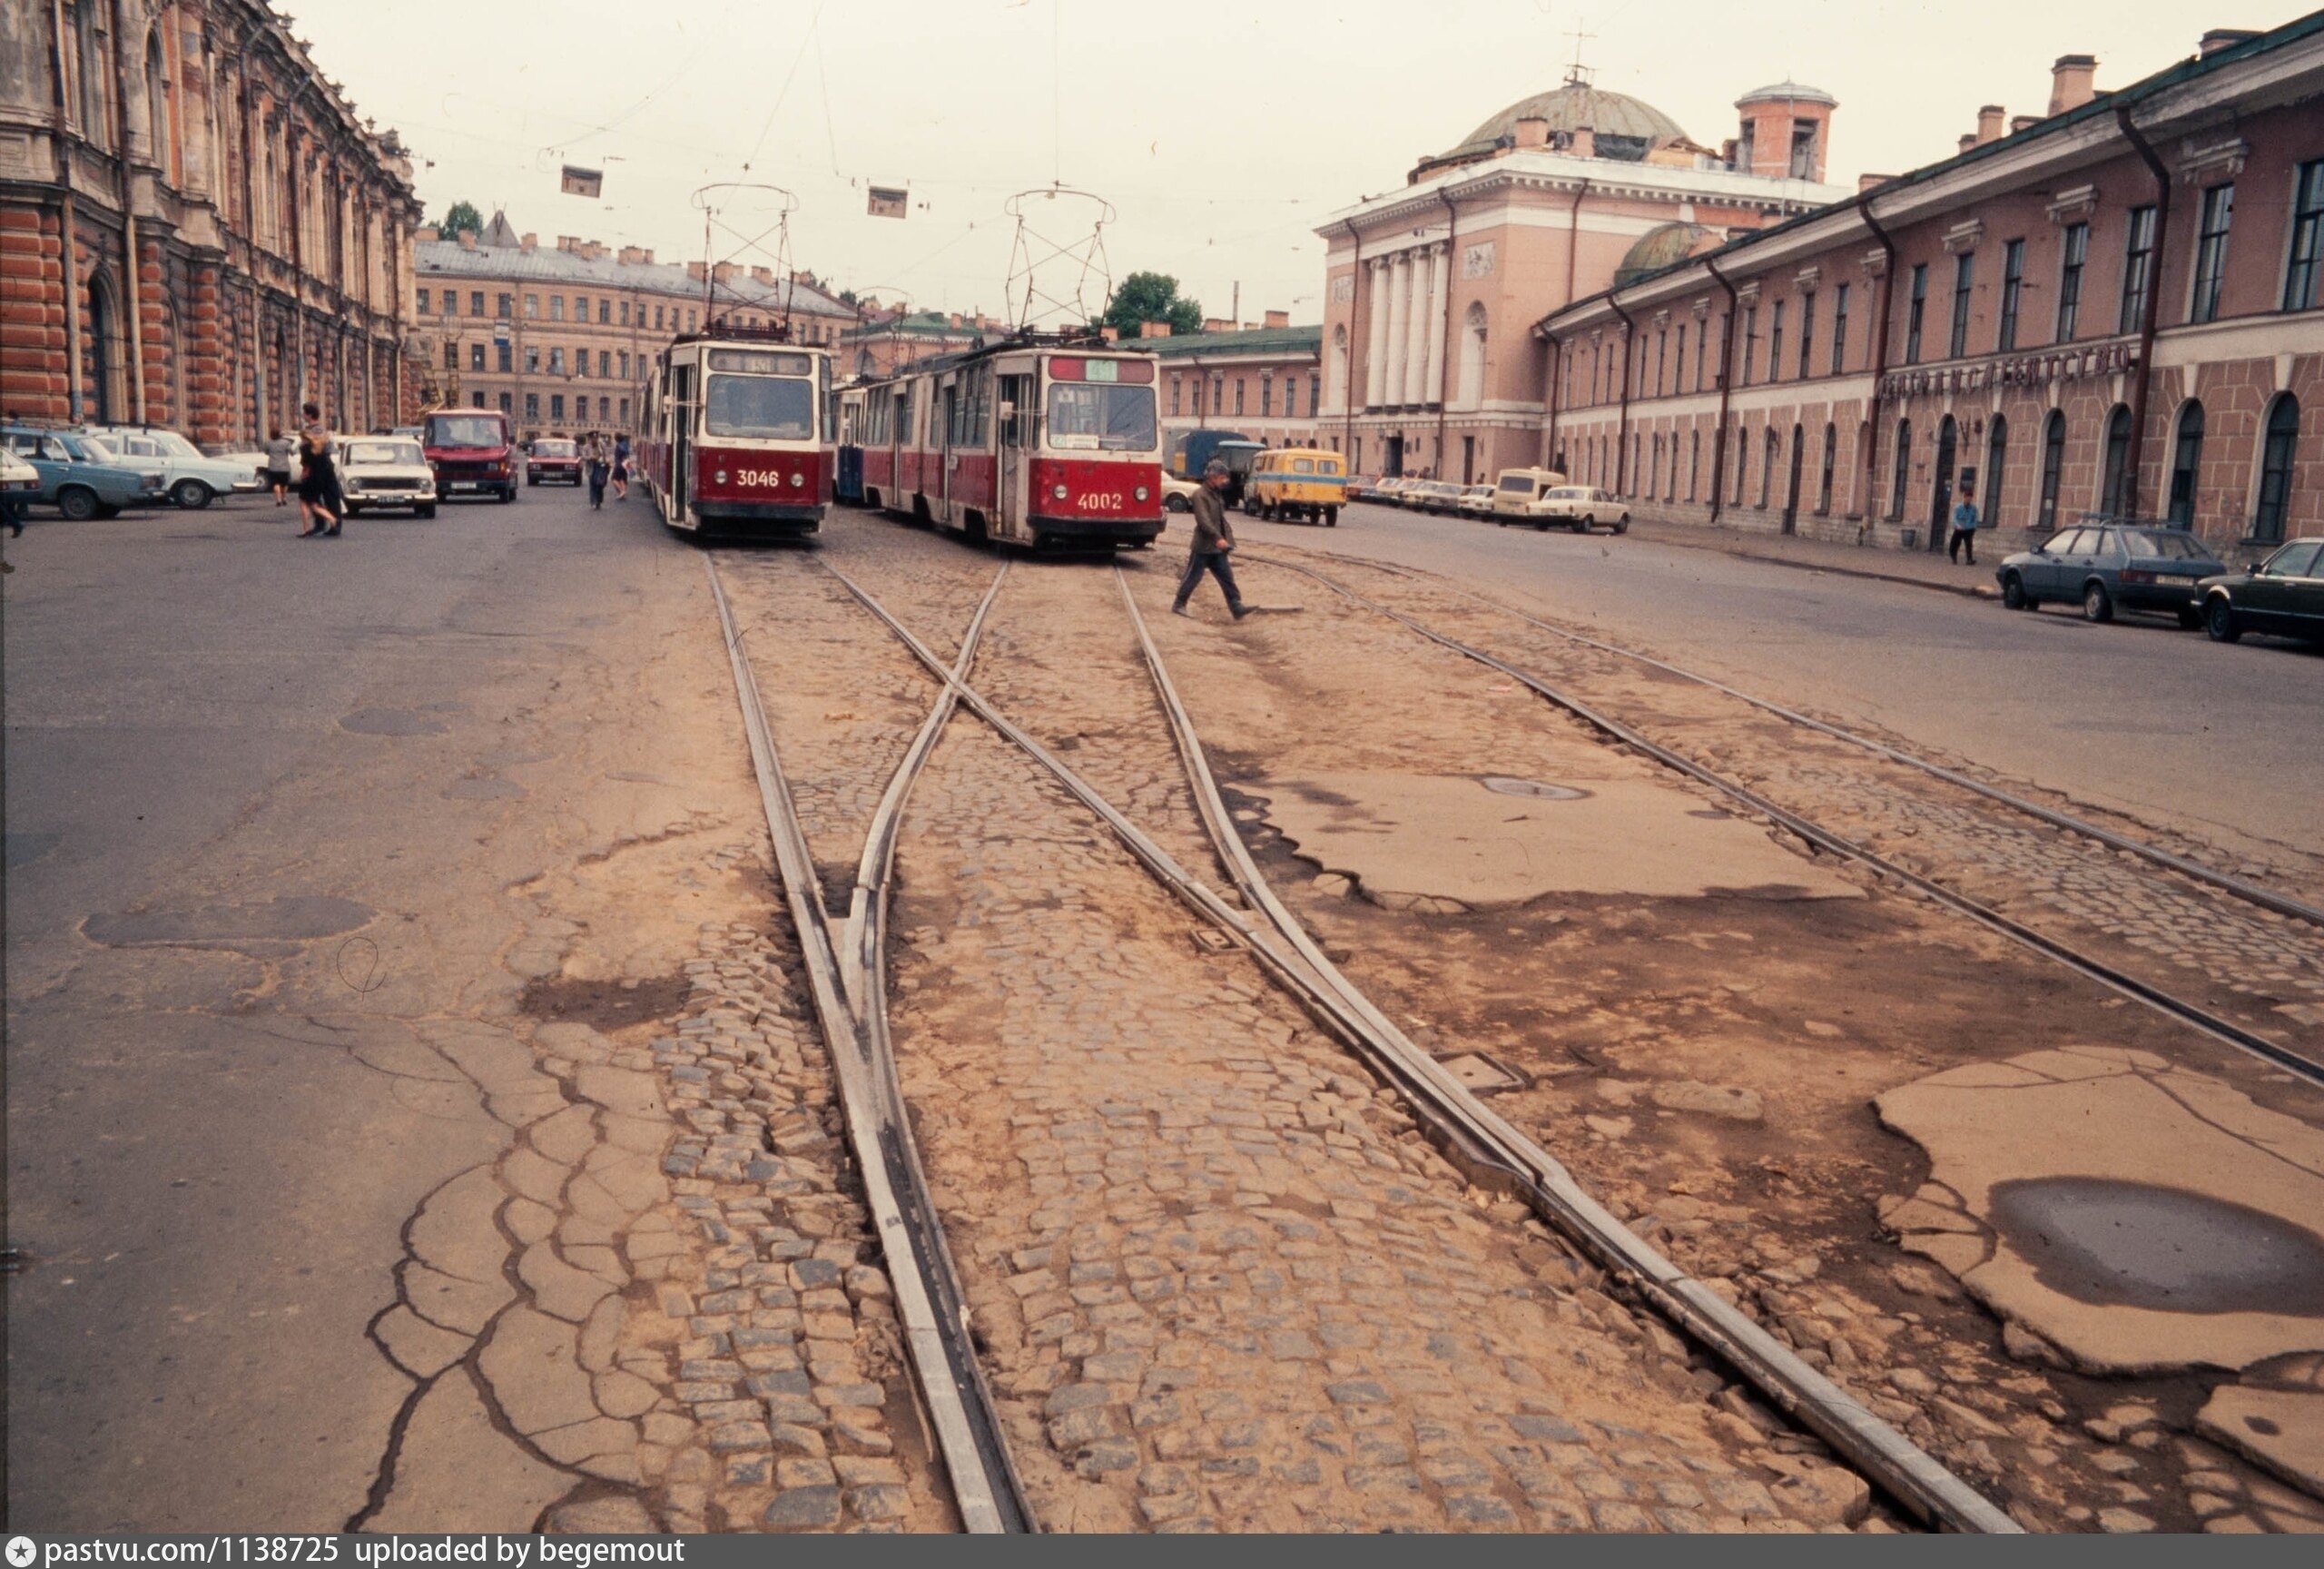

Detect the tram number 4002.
xmin=1075 ymin=491 xmax=1124 ymax=511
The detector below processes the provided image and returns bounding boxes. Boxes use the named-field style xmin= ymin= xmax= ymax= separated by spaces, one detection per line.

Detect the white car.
xmin=1160 ymin=472 xmax=1200 ymax=513
xmin=85 ymin=425 xmax=262 ymax=509
xmin=1498 ymin=483 xmax=1630 ymax=534
xmin=1 ymin=444 xmax=38 ymax=518
xmin=337 ymin=436 xmax=438 ymax=518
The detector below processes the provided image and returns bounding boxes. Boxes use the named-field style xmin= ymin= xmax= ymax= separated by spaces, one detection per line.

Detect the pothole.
xmin=518 ymin=972 xmax=693 ymax=1031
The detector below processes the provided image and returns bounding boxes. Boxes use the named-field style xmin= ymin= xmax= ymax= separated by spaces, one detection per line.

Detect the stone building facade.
xmin=1541 ymin=20 xmax=2324 ymax=560
xmin=1317 ymin=70 xmax=1848 ymax=483
xmin=1141 ymin=317 xmax=1325 ymax=451
xmin=411 ymin=214 xmax=854 ymax=439
xmin=0 ymin=0 xmax=423 ymax=443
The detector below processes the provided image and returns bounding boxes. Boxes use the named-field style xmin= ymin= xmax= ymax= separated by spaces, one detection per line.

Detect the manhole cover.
xmin=1438 ymin=1051 xmax=1527 ymax=1093
xmin=1480 ymin=776 xmax=1588 ymax=801
xmin=1188 ymin=928 xmax=1236 ymax=954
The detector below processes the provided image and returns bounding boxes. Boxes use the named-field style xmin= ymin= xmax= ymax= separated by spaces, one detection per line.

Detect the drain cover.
xmin=1438 ymin=1051 xmax=1527 ymax=1093
xmin=1480 ymin=776 xmax=1588 ymax=801
xmin=1188 ymin=928 xmax=1236 ymax=954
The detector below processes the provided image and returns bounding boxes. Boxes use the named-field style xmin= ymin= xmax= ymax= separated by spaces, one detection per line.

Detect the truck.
xmin=1165 ymin=429 xmax=1265 ymax=507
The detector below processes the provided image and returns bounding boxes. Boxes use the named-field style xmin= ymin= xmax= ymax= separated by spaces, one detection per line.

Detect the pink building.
xmin=1317 ymin=68 xmax=1847 ymax=483
xmin=1541 ymin=20 xmax=2324 ymax=559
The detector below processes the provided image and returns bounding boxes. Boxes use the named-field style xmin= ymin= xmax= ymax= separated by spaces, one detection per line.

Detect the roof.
xmin=1133 ymin=324 xmax=1324 ymax=360
xmin=1536 ymin=9 xmax=2324 ymax=336
xmin=416 ymin=239 xmax=852 ymax=318
xmin=842 ymin=311 xmax=989 ymax=340
xmin=1737 ymin=80 xmax=1837 ymax=108
xmin=1433 ymin=81 xmax=1689 ymax=168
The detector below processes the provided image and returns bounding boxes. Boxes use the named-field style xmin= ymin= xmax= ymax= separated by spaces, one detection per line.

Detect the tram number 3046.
xmin=731 ymin=469 xmax=804 ymax=488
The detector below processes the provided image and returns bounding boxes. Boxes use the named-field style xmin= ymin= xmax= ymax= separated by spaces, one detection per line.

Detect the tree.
xmin=1100 ymin=271 xmax=1203 ymax=340
xmin=437 ymin=200 xmax=483 ymax=238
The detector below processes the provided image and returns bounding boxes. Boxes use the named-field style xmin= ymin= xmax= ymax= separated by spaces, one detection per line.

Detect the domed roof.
xmin=1615 ymin=222 xmax=1717 ymax=286
xmin=1736 ymin=79 xmax=1837 ymax=108
xmin=1434 ymin=80 xmax=1690 ymax=167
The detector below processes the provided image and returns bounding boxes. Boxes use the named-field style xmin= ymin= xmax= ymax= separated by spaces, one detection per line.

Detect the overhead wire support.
xmin=1002 ymin=185 xmax=1116 ymax=331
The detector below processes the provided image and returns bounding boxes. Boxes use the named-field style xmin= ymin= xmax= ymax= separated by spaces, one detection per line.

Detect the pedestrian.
xmin=295 ymin=401 xmax=342 ymax=538
xmin=1948 ymin=484 xmax=1980 ymax=564
xmin=1172 ymin=459 xmax=1250 ymax=620
xmin=584 ymin=431 xmax=611 ymax=510
xmin=264 ymin=427 xmax=295 ymax=507
xmin=611 ymin=433 xmax=631 ymax=502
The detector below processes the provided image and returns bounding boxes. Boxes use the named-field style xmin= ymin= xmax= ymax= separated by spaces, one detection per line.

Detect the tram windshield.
xmin=704 ymin=374 xmax=815 ymax=441
xmin=1045 ymin=382 xmax=1157 ymax=451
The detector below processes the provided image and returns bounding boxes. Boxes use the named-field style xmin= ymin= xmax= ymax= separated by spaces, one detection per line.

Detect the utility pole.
xmin=1231 ymin=280 xmax=1239 ymax=329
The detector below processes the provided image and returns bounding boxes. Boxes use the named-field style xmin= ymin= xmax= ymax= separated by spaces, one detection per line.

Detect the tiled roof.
xmin=416 ymin=240 xmax=852 ymax=318
xmin=1133 ymin=325 xmax=1323 ymax=359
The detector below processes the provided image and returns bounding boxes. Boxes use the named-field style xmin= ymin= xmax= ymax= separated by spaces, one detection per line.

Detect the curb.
xmin=1636 ymin=528 xmax=2000 ymax=601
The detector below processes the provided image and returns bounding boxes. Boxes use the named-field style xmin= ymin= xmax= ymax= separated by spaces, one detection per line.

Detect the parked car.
xmin=1160 ymin=472 xmax=1200 ymax=513
xmin=85 ymin=424 xmax=262 ymax=509
xmin=1503 ymin=483 xmax=1630 ymax=533
xmin=423 ymin=408 xmax=517 ymax=503
xmin=2193 ymin=538 xmax=2324 ymax=644
xmin=0 ymin=424 xmax=167 ymax=518
xmin=1245 ymin=447 xmax=1346 ymax=525
xmin=1407 ymin=479 xmax=1462 ymax=514
xmin=1995 ymin=522 xmax=2224 ymax=623
xmin=1488 ymin=467 xmax=1572 ymax=523
xmin=1455 ymin=483 xmax=1499 ymax=518
xmin=1345 ymin=474 xmax=1386 ymax=502
xmin=527 ymin=437 xmax=583 ymax=486
xmin=1 ymin=445 xmax=38 ymax=522
xmin=337 ymin=436 xmax=438 ymax=518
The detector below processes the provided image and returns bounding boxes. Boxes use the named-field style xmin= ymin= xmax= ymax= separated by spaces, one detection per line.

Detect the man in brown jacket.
xmin=1172 ymin=459 xmax=1250 ymax=619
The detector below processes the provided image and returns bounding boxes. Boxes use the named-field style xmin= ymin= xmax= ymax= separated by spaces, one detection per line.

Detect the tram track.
xmin=1244 ymin=549 xmax=2324 ymax=1090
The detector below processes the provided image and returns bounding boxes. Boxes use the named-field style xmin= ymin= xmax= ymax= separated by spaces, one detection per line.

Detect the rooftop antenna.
xmin=1002 ymin=185 xmax=1116 ymax=333
xmin=1563 ymin=21 xmax=1596 ymax=87
xmin=690 ymin=182 xmax=799 ymax=336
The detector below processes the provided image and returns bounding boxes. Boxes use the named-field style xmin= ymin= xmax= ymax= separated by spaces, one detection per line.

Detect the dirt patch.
xmin=518 ymin=972 xmax=692 ymax=1032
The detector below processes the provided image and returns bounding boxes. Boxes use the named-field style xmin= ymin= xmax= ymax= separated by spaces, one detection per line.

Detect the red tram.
xmin=843 ymin=338 xmax=1165 ymax=549
xmin=639 ymin=331 xmax=834 ymax=537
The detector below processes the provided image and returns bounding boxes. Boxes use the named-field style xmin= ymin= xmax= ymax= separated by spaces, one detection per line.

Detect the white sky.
xmin=283 ymin=0 xmax=2314 ymax=326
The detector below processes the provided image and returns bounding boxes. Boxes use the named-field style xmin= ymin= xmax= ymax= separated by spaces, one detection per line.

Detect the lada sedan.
xmin=1995 ymin=523 xmax=2223 ymax=623
xmin=337 ymin=436 xmax=438 ymax=518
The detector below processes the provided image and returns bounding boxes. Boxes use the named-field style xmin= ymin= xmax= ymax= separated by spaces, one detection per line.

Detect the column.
xmin=1364 ymin=260 xmax=1389 ymax=410
xmin=1420 ymin=245 xmax=1448 ymax=407
xmin=1383 ymin=253 xmax=1410 ymax=410
xmin=1403 ymin=249 xmax=1433 ymax=407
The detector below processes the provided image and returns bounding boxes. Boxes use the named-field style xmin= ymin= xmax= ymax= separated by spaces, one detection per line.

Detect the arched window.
xmin=1456 ymin=302 xmax=1487 ymax=408
xmin=85 ymin=271 xmax=121 ymax=423
xmin=1760 ymin=427 xmax=1778 ymax=507
xmin=2100 ymin=403 xmax=2134 ymax=518
xmin=1890 ymin=419 xmax=1912 ymax=519
xmin=1733 ymin=426 xmax=1748 ymax=504
xmin=1649 ymin=434 xmax=1662 ymax=498
xmin=1984 ymin=415 xmax=2008 ymax=529
xmin=1688 ymin=429 xmax=1700 ymax=501
xmin=1817 ymin=423 xmax=1837 ymax=513
xmin=1328 ymin=324 xmax=1348 ymax=412
xmin=74 ymin=1 xmax=113 ymax=153
xmin=1666 ymin=431 xmax=1679 ymax=501
xmin=2168 ymin=401 xmax=2204 ymax=527
xmin=2255 ymin=395 xmax=2299 ymax=543
xmin=2038 ymin=410 xmax=2066 ymax=530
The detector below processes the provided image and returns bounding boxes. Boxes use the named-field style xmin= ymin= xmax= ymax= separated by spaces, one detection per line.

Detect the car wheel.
xmin=2001 ymin=573 xmax=2032 ymax=610
xmin=1324 ymin=507 xmax=1338 ymax=527
xmin=1579 ymin=514 xmax=1593 ymax=532
xmin=171 ymin=479 xmax=214 ymax=509
xmin=1614 ymin=516 xmax=1630 ymax=534
xmin=1165 ymin=496 xmax=1189 ymax=513
xmin=499 ymin=487 xmax=516 ymax=503
xmin=96 ymin=503 xmax=123 ymax=518
xmin=2205 ymin=597 xmax=2241 ymax=643
xmin=55 ymin=484 xmax=100 ymax=521
xmin=416 ymin=504 xmax=437 ymax=519
xmin=527 ymin=476 xmax=538 ymax=486
xmin=2177 ymin=604 xmax=2201 ymax=630
xmin=2082 ymin=581 xmax=2114 ymax=623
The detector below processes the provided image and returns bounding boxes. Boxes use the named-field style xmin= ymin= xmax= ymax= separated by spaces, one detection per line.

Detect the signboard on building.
xmin=560 ymin=165 xmax=604 ymax=199
xmin=867 ymin=186 xmax=909 ymax=220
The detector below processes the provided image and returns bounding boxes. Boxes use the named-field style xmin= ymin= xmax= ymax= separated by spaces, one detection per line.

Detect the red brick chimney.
xmin=2200 ymin=28 xmax=2258 ymax=57
xmin=1568 ymin=124 xmax=1597 ymax=159
xmin=1512 ymin=115 xmax=1551 ymax=150
xmin=1856 ymin=173 xmax=1891 ymax=194
xmin=1139 ymin=321 xmax=1171 ymax=338
xmin=2048 ymin=54 xmax=2098 ymax=115
xmin=1264 ymin=310 xmax=1289 ymax=329
xmin=519 ymin=232 xmax=537 ymax=251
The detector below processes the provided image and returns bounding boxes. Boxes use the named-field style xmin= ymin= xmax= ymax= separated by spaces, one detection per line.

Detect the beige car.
xmin=1160 ymin=471 xmax=1201 ymax=513
xmin=1487 ymin=467 xmax=1570 ymax=523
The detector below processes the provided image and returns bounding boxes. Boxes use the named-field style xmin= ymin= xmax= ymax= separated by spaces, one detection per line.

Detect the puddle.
xmin=1989 ymin=1176 xmax=2324 ymax=1316
xmin=85 ymin=895 xmax=376 ymax=945
xmin=1479 ymin=776 xmax=1589 ymax=802
xmin=340 ymin=708 xmax=448 ymax=736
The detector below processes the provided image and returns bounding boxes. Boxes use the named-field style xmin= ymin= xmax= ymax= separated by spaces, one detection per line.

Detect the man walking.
xmin=1947 ymin=484 xmax=1980 ymax=564
xmin=1173 ymin=459 xmax=1249 ymax=620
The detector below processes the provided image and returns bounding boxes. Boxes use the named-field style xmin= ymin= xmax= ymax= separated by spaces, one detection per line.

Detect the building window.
xmin=618 ymin=351 xmax=629 ymax=379
xmin=1890 ymin=419 xmax=1911 ymax=519
xmin=1211 ymin=375 xmax=1223 ymax=415
xmin=2100 ymin=403 xmax=2133 ymax=517
xmin=620 ymin=300 xmax=631 ymax=326
xmin=498 ymin=392 xmax=513 ymax=416
xmin=654 ymin=305 xmax=664 ymax=330
xmin=2254 ymin=395 xmax=2299 ymax=542
xmin=1904 ymin=265 xmax=1927 ymax=363
xmin=2286 ymin=161 xmax=2324 ymax=311
xmin=526 ymin=346 xmax=540 ymax=373
xmin=1830 ymin=283 xmax=1848 ymax=374
xmin=573 ymin=296 xmax=587 ymax=321
xmin=524 ymin=293 xmax=539 ymax=320
xmin=599 ymin=299 xmax=611 ymax=324
xmin=1261 ymin=375 xmax=1273 ymax=417
xmin=471 ymin=391 xmax=486 ymax=408
xmin=1674 ymin=326 xmax=1687 ymax=391
xmin=1170 ymin=376 xmax=1182 ymax=417
xmin=549 ymin=348 xmax=565 ymax=374
xmin=2057 ymin=222 xmax=2088 ymax=340
xmin=417 ymin=287 xmax=430 ymax=313
xmin=1741 ymin=307 xmax=1757 ymax=383
xmin=1309 ymin=372 xmax=1320 ymax=417
xmin=1649 ymin=435 xmax=1661 ymax=498
xmin=1948 ymin=252 xmax=1974 ymax=360
xmin=497 ymin=343 xmax=512 ymax=372
xmin=1817 ymin=423 xmax=1836 ymax=513
xmin=525 ymin=392 xmax=539 ymax=421
xmin=2168 ymin=401 xmax=2204 ymax=526
xmin=550 ymin=295 xmax=565 ymax=321
xmin=441 ymin=340 xmax=457 ymax=370
xmin=1656 ymin=331 xmax=1668 ymax=394
xmin=1234 ymin=379 xmax=1245 ymax=416
xmin=2119 ymin=205 xmax=2157 ymax=334
xmin=2189 ymin=184 xmax=2233 ymax=325
xmin=1759 ymin=428 xmax=1777 ymax=507
xmin=470 ymin=291 xmax=486 ymax=317
xmin=1688 ymin=429 xmax=1700 ymax=500
xmin=1984 ymin=415 xmax=2008 ymax=529
xmin=599 ymin=397 xmax=611 ymax=421
xmin=442 ymin=293 xmax=456 ymax=316
xmin=599 ymin=350 xmax=610 ymax=377
xmin=469 ymin=343 xmax=485 ymax=371
xmin=619 ymin=397 xmax=630 ymax=423
xmin=2038 ymin=410 xmax=2066 ymax=530
xmin=574 ymin=349 xmax=586 ymax=379
xmin=551 ymin=393 xmax=565 ymax=421
xmin=1768 ymin=302 xmax=1784 ymax=381
xmin=1797 ymin=293 xmax=1815 ymax=379
xmin=1998 ymin=240 xmax=2024 ymax=350
xmin=497 ymin=293 xmax=512 ymax=319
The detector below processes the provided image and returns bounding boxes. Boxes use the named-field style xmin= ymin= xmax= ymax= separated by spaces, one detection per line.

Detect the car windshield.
xmin=534 ymin=439 xmax=576 ymax=458
xmin=1046 ymin=383 xmax=1157 ymax=451
xmin=2122 ymin=529 xmax=2211 ymax=559
xmin=428 ymin=416 xmax=505 ymax=449
xmin=1497 ymin=475 xmax=1534 ymax=492
xmin=2264 ymin=542 xmax=2323 ymax=577
xmin=348 ymin=440 xmax=421 ymax=466
xmin=704 ymin=374 xmax=813 ymax=439
xmin=152 ymin=431 xmax=202 ymax=457
xmin=78 ymin=436 xmax=121 ymax=462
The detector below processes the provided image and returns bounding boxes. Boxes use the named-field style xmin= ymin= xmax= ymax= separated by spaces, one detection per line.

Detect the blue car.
xmin=1 ymin=425 xmax=169 ymax=519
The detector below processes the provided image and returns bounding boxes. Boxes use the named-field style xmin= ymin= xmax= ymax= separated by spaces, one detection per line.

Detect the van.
xmin=423 ymin=408 xmax=517 ymax=503
xmin=1487 ymin=467 xmax=1570 ymax=523
xmin=1245 ymin=447 xmax=1347 ymax=526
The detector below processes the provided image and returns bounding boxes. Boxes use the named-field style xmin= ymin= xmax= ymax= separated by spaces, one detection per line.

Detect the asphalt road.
xmin=1240 ymin=501 xmax=2324 ymax=864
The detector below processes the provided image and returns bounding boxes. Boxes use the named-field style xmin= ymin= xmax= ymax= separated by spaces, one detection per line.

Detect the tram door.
xmin=998 ymin=370 xmax=1033 ymax=540
xmin=670 ymin=359 xmax=695 ymax=522
xmin=939 ymin=380 xmax=960 ymax=527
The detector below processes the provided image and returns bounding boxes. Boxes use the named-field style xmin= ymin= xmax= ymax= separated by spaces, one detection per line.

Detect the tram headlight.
xmin=714 ymin=469 xmax=728 ymax=485
xmin=1134 ymin=486 xmax=1149 ymax=502
xmin=789 ymin=471 xmax=804 ymax=488
xmin=1051 ymin=482 xmax=1069 ymax=500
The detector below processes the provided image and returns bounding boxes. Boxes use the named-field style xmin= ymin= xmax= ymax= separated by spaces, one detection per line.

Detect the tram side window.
xmin=704 ymin=374 xmax=813 ymax=440
xmin=998 ymin=375 xmax=1033 ymax=447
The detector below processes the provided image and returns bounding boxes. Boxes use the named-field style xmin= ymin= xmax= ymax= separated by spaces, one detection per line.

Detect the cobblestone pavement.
xmin=1245 ymin=550 xmax=2324 ymax=1043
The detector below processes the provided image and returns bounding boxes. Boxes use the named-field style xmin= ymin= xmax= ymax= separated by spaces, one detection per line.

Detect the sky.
xmin=283 ymin=0 xmax=2316 ymax=328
